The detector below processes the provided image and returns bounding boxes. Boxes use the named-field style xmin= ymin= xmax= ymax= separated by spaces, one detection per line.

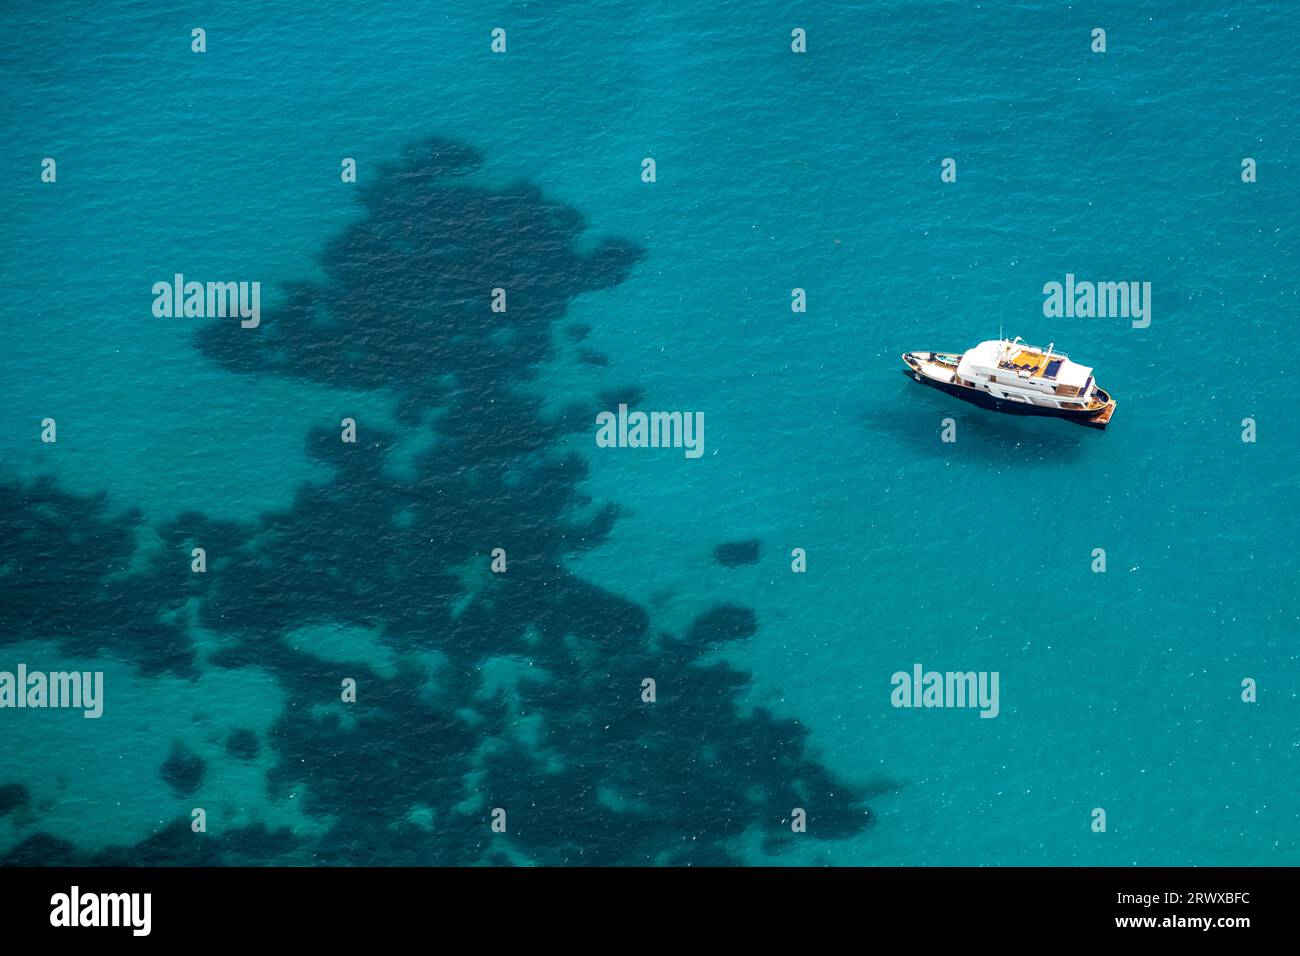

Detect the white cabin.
xmin=954 ymin=338 xmax=1097 ymax=408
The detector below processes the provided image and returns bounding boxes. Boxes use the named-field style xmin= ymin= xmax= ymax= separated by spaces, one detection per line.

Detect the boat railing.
xmin=1000 ymin=348 xmax=1070 ymax=361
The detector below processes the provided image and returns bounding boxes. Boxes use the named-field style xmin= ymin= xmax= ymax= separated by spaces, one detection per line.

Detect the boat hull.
xmin=901 ymin=353 xmax=1115 ymax=429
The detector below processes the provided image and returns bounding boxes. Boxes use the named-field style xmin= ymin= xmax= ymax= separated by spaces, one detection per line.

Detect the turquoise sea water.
xmin=1 ymin=1 xmax=1297 ymax=865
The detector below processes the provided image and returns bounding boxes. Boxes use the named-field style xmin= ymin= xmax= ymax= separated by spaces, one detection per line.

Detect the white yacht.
xmin=902 ymin=337 xmax=1116 ymax=429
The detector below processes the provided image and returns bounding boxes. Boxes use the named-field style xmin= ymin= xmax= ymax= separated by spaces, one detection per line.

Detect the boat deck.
xmin=999 ymin=349 xmax=1063 ymax=378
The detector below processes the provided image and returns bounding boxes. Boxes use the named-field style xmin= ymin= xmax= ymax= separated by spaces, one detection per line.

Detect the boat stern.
xmin=1087 ymin=388 xmax=1117 ymax=429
